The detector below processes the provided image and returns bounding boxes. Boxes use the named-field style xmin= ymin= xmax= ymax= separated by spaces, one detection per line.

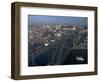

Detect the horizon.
xmin=28 ymin=15 xmax=88 ymax=28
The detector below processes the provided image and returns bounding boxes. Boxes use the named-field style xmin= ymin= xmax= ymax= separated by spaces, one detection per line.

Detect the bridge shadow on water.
xmin=28 ymin=49 xmax=88 ymax=66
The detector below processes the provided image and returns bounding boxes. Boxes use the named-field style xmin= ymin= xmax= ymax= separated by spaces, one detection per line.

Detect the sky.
xmin=28 ymin=15 xmax=88 ymax=28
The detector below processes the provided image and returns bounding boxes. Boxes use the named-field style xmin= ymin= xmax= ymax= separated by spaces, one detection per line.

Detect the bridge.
xmin=28 ymin=29 xmax=87 ymax=66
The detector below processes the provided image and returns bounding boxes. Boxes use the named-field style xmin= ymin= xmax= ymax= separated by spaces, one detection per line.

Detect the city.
xmin=28 ymin=24 xmax=88 ymax=66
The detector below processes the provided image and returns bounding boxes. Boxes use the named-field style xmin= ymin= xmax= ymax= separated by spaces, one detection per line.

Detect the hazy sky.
xmin=28 ymin=15 xmax=88 ymax=27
